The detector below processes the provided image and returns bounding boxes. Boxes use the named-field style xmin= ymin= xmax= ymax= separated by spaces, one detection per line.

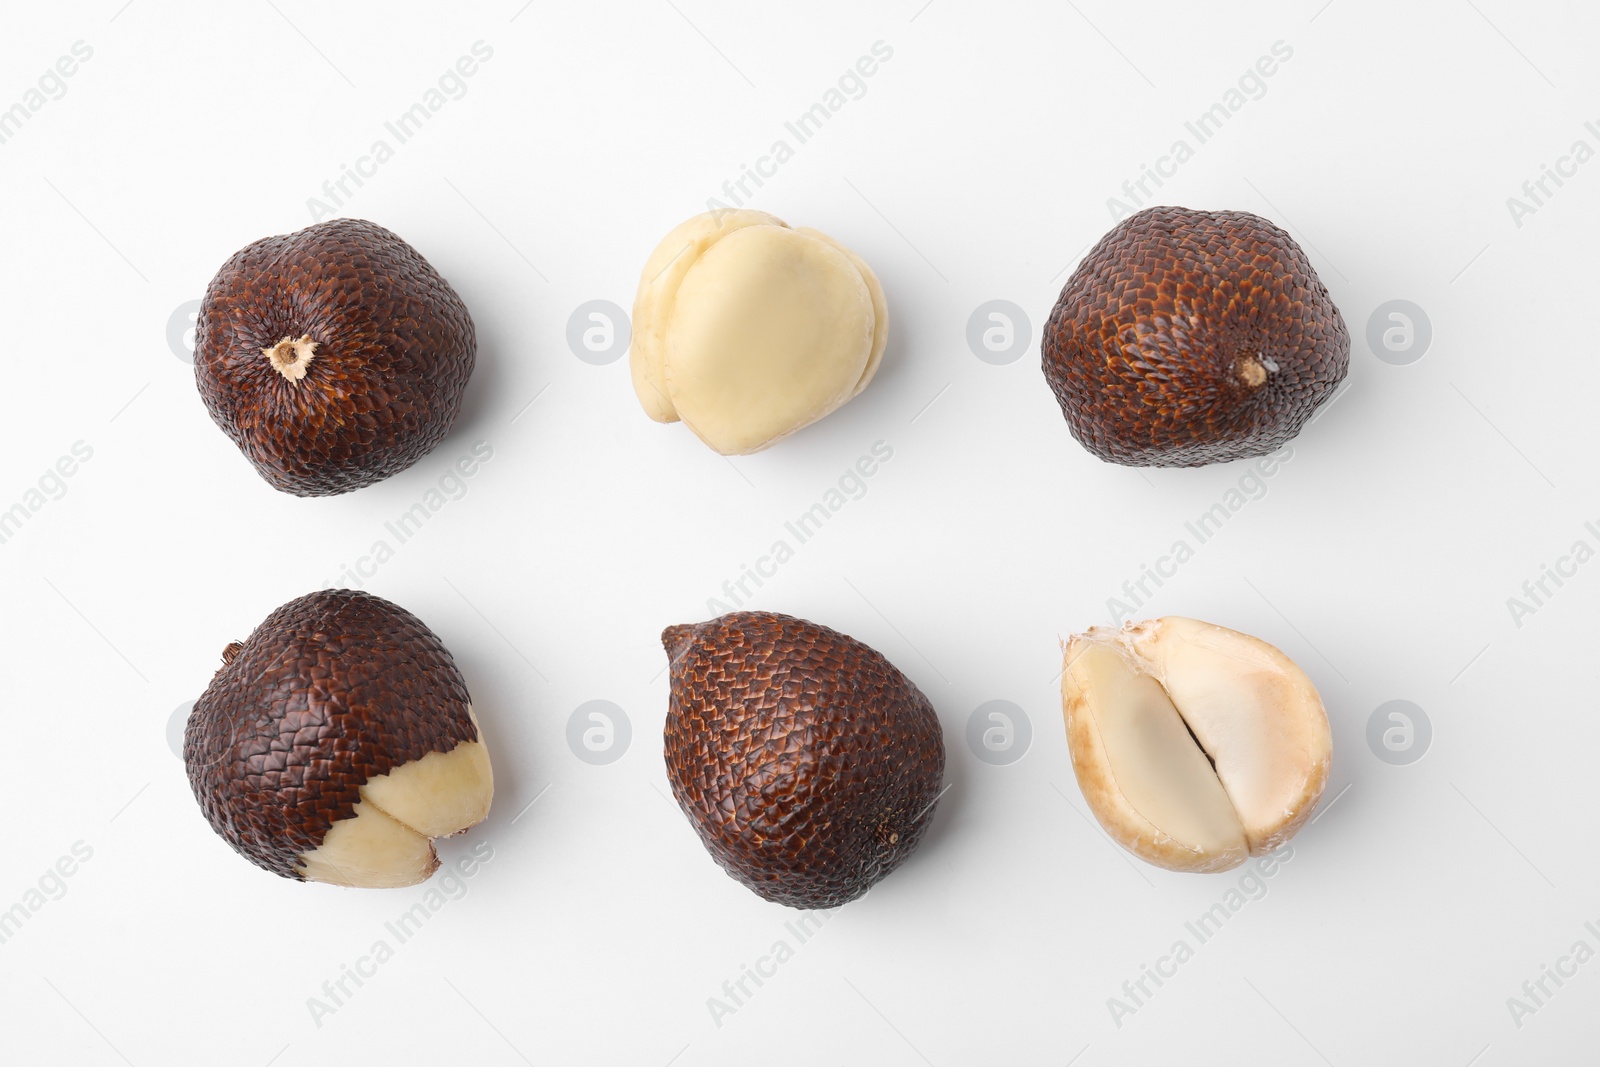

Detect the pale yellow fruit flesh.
xmin=1062 ymin=618 xmax=1331 ymax=873
xmin=1130 ymin=617 xmax=1332 ymax=854
xmin=794 ymin=227 xmax=889 ymax=399
xmin=629 ymin=209 xmax=783 ymax=423
xmin=666 ymin=225 xmax=873 ymax=455
xmin=297 ymin=799 xmax=440 ymax=889
xmin=627 ymin=211 xmax=885 ymax=454
xmin=296 ymin=720 xmax=494 ymax=889
xmin=1065 ymin=643 xmax=1248 ymax=872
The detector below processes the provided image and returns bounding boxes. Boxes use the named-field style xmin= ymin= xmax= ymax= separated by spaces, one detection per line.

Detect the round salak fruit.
xmin=194 ymin=218 xmax=476 ymax=496
xmin=1042 ymin=206 xmax=1349 ymax=467
xmin=184 ymin=589 xmax=494 ymax=888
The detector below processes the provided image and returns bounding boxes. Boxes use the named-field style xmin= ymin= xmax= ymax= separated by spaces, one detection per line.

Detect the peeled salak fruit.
xmin=629 ymin=210 xmax=888 ymax=455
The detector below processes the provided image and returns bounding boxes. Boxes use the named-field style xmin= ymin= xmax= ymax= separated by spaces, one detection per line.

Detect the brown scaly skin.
xmin=195 ymin=218 xmax=476 ymax=496
xmin=662 ymin=612 xmax=946 ymax=910
xmin=1042 ymin=206 xmax=1349 ymax=467
xmin=184 ymin=589 xmax=477 ymax=880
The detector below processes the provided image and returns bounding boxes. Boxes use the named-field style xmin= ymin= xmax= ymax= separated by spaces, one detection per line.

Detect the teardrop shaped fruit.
xmin=662 ymin=611 xmax=945 ymax=908
xmin=184 ymin=589 xmax=493 ymax=887
xmin=629 ymin=210 xmax=888 ymax=455
xmin=195 ymin=218 xmax=477 ymax=496
xmin=1061 ymin=616 xmax=1332 ymax=873
xmin=1042 ymin=206 xmax=1349 ymax=467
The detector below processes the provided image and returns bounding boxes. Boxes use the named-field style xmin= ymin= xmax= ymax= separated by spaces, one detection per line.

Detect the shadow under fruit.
xmin=194 ymin=218 xmax=476 ymax=496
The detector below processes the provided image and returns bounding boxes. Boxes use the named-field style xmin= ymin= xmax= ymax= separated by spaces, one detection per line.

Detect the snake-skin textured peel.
xmin=663 ymin=611 xmax=946 ymax=909
xmin=195 ymin=218 xmax=476 ymax=496
xmin=185 ymin=589 xmax=480 ymax=880
xmin=1043 ymin=206 xmax=1349 ymax=467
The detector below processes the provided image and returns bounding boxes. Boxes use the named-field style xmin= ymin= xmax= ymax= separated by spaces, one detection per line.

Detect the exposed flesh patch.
xmin=297 ymin=799 xmax=439 ymax=888
xmin=295 ymin=711 xmax=494 ymax=888
xmin=359 ymin=739 xmax=494 ymax=839
xmin=1067 ymin=642 xmax=1246 ymax=861
xmin=1129 ymin=617 xmax=1332 ymax=852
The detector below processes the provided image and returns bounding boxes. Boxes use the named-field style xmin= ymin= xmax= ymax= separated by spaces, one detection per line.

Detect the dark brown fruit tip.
xmin=184 ymin=589 xmax=493 ymax=887
xmin=662 ymin=611 xmax=946 ymax=909
xmin=194 ymin=218 xmax=477 ymax=496
xmin=1042 ymin=206 xmax=1349 ymax=467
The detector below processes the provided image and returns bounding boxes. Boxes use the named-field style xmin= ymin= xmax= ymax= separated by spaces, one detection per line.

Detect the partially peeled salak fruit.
xmin=1062 ymin=617 xmax=1331 ymax=873
xmin=184 ymin=589 xmax=493 ymax=888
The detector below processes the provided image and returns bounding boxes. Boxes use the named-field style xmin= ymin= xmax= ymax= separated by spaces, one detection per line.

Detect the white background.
xmin=2 ymin=1 xmax=1597 ymax=1064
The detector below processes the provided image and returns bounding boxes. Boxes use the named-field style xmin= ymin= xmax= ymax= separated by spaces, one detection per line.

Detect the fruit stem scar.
xmin=263 ymin=335 xmax=319 ymax=382
xmin=1237 ymin=356 xmax=1268 ymax=388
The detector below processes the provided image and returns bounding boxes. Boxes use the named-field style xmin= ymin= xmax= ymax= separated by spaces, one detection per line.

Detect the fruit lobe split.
xmin=662 ymin=611 xmax=945 ymax=909
xmin=184 ymin=589 xmax=493 ymax=887
xmin=1042 ymin=206 xmax=1349 ymax=467
xmin=195 ymin=218 xmax=476 ymax=496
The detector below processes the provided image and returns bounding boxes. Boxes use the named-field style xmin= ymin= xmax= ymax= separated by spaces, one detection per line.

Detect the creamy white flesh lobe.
xmin=628 ymin=211 xmax=887 ymax=455
xmin=296 ymin=711 xmax=494 ymax=888
xmin=1062 ymin=619 xmax=1331 ymax=873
